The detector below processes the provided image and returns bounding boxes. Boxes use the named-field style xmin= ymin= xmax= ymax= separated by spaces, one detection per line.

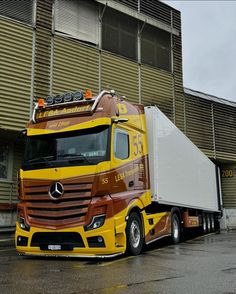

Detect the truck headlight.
xmin=17 ymin=212 xmax=30 ymax=231
xmin=84 ymin=214 xmax=106 ymax=231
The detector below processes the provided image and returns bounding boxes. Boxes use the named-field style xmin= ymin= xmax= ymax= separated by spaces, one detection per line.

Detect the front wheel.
xmin=126 ymin=212 xmax=143 ymax=255
xmin=171 ymin=214 xmax=181 ymax=244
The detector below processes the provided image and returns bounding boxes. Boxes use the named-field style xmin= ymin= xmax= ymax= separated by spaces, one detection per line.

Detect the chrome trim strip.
xmin=145 ymin=234 xmax=171 ymax=245
xmin=19 ymin=251 xmax=124 ymax=259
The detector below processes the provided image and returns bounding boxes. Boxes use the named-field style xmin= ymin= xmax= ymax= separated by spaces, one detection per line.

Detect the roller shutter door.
xmin=221 ymin=165 xmax=236 ymax=208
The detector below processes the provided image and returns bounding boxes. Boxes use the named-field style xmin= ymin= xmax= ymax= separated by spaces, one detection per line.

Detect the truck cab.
xmin=16 ymin=90 xmax=153 ymax=257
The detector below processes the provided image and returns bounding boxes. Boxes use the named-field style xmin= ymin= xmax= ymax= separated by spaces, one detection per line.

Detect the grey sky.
xmin=164 ymin=1 xmax=236 ymax=102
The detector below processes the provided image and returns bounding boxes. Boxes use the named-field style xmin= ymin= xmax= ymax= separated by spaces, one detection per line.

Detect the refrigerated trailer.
xmin=16 ymin=90 xmax=222 ymax=257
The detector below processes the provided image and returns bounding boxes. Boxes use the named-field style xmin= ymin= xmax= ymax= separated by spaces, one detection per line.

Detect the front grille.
xmin=23 ymin=180 xmax=93 ymax=228
xmin=31 ymin=232 xmax=84 ymax=248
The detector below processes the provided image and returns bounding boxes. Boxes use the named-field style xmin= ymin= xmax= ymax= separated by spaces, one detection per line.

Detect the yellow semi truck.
xmin=16 ymin=90 xmax=222 ymax=257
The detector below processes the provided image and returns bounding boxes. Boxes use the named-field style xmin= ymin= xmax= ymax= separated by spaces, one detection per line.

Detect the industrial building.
xmin=0 ymin=0 xmax=235 ymax=230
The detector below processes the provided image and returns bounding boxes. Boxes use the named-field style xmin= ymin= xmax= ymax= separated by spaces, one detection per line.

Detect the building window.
xmin=54 ymin=0 xmax=99 ymax=45
xmin=114 ymin=129 xmax=129 ymax=160
xmin=141 ymin=24 xmax=171 ymax=71
xmin=0 ymin=144 xmax=12 ymax=181
xmin=0 ymin=0 xmax=34 ymax=25
xmin=102 ymin=8 xmax=138 ymax=61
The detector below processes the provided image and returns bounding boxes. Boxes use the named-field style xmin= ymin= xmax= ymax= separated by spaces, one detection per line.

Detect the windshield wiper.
xmin=59 ymin=153 xmax=93 ymax=165
xmin=27 ymin=156 xmax=55 ymax=166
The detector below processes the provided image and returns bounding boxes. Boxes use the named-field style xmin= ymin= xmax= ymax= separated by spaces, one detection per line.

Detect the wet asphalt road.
xmin=0 ymin=231 xmax=236 ymax=294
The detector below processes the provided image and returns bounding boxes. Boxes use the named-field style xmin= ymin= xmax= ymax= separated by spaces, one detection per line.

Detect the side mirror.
xmin=19 ymin=129 xmax=27 ymax=138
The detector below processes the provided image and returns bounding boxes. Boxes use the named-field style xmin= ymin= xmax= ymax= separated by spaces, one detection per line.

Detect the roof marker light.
xmin=38 ymin=99 xmax=45 ymax=108
xmin=84 ymin=89 xmax=93 ymax=100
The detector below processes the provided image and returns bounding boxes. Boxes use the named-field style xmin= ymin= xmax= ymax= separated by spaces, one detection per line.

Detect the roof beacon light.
xmin=84 ymin=89 xmax=93 ymax=100
xmin=38 ymin=99 xmax=45 ymax=108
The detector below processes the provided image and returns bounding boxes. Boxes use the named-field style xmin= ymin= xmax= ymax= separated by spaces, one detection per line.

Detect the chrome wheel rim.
xmin=203 ymin=217 xmax=206 ymax=231
xmin=173 ymin=218 xmax=179 ymax=240
xmin=207 ymin=217 xmax=211 ymax=231
xmin=211 ymin=217 xmax=215 ymax=230
xmin=130 ymin=220 xmax=141 ymax=248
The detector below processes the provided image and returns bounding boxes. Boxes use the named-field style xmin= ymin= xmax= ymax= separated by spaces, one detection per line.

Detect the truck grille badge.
xmin=49 ymin=182 xmax=64 ymax=200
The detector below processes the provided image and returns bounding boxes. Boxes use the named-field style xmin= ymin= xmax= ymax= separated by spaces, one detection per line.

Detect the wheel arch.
xmin=126 ymin=205 xmax=144 ymax=238
xmin=171 ymin=207 xmax=181 ymax=221
xmin=171 ymin=207 xmax=182 ymax=232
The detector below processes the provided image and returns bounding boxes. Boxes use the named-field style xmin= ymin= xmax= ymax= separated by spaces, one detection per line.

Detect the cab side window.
xmin=114 ymin=129 xmax=129 ymax=160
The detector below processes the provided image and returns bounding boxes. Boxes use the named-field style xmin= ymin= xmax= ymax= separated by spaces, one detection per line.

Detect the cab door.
xmin=132 ymin=130 xmax=148 ymax=190
xmin=111 ymin=125 xmax=134 ymax=193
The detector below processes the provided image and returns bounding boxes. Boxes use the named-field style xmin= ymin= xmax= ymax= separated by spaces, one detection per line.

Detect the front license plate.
xmin=40 ymin=244 xmax=73 ymax=251
xmin=48 ymin=245 xmax=61 ymax=250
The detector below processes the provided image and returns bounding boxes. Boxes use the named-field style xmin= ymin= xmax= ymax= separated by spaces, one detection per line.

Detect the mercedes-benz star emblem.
xmin=49 ymin=182 xmax=64 ymax=200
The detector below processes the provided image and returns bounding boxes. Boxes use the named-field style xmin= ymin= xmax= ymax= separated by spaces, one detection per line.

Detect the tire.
xmin=171 ymin=214 xmax=181 ymax=244
xmin=210 ymin=215 xmax=215 ymax=232
xmin=126 ymin=212 xmax=143 ymax=256
xmin=207 ymin=214 xmax=211 ymax=233
xmin=202 ymin=214 xmax=207 ymax=234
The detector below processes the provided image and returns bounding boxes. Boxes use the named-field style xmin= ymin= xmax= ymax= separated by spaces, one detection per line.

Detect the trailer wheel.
xmin=202 ymin=215 xmax=207 ymax=234
xmin=210 ymin=215 xmax=215 ymax=232
xmin=171 ymin=214 xmax=181 ymax=244
xmin=126 ymin=212 xmax=143 ymax=255
xmin=207 ymin=214 xmax=211 ymax=233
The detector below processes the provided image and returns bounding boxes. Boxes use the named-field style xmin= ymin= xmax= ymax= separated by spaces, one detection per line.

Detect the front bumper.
xmin=15 ymin=218 xmax=126 ymax=258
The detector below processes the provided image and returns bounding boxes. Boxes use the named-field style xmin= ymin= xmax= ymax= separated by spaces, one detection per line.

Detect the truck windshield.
xmin=22 ymin=125 xmax=110 ymax=170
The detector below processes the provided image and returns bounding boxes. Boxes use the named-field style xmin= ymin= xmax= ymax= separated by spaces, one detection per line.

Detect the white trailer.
xmin=145 ymin=106 xmax=221 ymax=235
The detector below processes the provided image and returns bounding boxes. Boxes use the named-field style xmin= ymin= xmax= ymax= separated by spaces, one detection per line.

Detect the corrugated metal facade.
xmin=185 ymin=91 xmax=236 ymax=162
xmin=34 ymin=28 xmax=52 ymax=100
xmin=172 ymin=10 xmax=184 ymax=131
xmin=101 ymin=53 xmax=139 ymax=103
xmin=185 ymin=94 xmax=215 ymax=158
xmin=115 ymin=0 xmax=138 ymax=10
xmin=214 ymin=103 xmax=236 ymax=161
xmin=52 ymin=40 xmax=173 ymax=109
xmin=0 ymin=182 xmax=12 ymax=205
xmin=0 ymin=142 xmax=23 ymax=205
xmin=115 ymin=0 xmax=172 ymax=26
xmin=36 ymin=0 xmax=53 ymax=30
xmin=0 ymin=18 xmax=33 ymax=131
xmin=0 ymin=16 xmax=33 ymax=216
xmin=11 ymin=142 xmax=24 ymax=204
xmin=52 ymin=37 xmax=100 ymax=94
xmin=33 ymin=0 xmax=53 ymax=100
xmin=140 ymin=0 xmax=171 ymax=26
xmin=141 ymin=65 xmax=173 ymax=119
